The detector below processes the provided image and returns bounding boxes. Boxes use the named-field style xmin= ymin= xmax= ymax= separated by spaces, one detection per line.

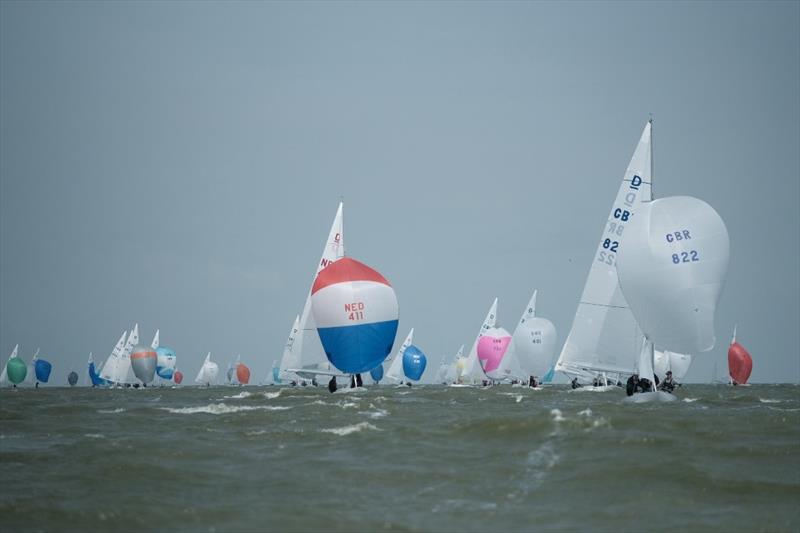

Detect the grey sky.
xmin=1 ymin=1 xmax=798 ymax=383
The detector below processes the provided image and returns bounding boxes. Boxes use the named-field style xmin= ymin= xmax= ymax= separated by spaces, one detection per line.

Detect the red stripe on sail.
xmin=311 ymin=257 xmax=391 ymax=294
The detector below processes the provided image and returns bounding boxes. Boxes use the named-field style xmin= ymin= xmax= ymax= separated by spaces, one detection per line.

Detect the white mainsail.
xmin=461 ymin=298 xmax=498 ymax=384
xmin=100 ymin=330 xmax=128 ymax=384
xmin=195 ymin=352 xmax=219 ymax=385
xmin=385 ymin=328 xmax=414 ymax=383
xmin=556 ymin=121 xmax=653 ymax=380
xmin=287 ymin=202 xmax=346 ymax=379
xmin=151 ymin=329 xmax=160 ymax=350
xmin=278 ymin=315 xmax=301 ymax=382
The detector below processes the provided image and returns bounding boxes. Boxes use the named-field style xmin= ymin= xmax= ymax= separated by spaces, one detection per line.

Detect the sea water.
xmin=1 ymin=384 xmax=798 ymax=531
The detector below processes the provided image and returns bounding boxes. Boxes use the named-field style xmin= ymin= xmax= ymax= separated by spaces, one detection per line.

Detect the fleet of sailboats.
xmin=1 ymin=120 xmax=750 ymax=392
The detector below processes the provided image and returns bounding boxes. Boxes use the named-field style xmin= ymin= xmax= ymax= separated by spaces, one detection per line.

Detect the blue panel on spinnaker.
xmin=272 ymin=366 xmax=281 ymax=384
xmin=155 ymin=346 xmax=176 ymax=379
xmin=317 ymin=320 xmax=399 ymax=375
xmin=370 ymin=364 xmax=384 ymax=382
xmin=88 ymin=362 xmax=108 ymax=387
xmin=402 ymin=345 xmax=427 ymax=381
xmin=542 ymin=367 xmax=555 ymax=384
xmin=34 ymin=359 xmax=52 ymax=383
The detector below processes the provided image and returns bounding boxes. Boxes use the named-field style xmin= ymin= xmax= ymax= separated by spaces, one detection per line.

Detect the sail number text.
xmin=597 ymin=174 xmax=643 ymax=266
xmin=344 ymin=302 xmax=365 ymax=321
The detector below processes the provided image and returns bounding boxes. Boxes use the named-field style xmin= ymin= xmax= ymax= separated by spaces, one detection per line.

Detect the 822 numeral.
xmin=672 ymin=251 xmax=699 ymax=264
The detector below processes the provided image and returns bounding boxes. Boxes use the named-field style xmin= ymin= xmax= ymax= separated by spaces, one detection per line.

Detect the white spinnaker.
xmin=556 ymin=121 xmax=652 ymax=379
xmin=290 ymin=202 xmax=345 ymax=377
xmin=654 ymin=350 xmax=693 ymax=381
xmin=616 ymin=196 xmax=730 ymax=354
xmin=462 ymin=298 xmax=498 ymax=384
xmin=100 ymin=331 xmax=128 ymax=384
xmin=0 ymin=344 xmax=19 ymax=385
xmin=512 ymin=290 xmax=557 ymax=378
xmin=385 ymin=328 xmax=414 ymax=383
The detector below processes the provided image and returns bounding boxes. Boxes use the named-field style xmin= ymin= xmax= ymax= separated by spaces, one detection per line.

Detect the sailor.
xmin=638 ymin=377 xmax=652 ymax=393
xmin=571 ymin=377 xmax=582 ymax=390
xmin=529 ymin=376 xmax=538 ymax=388
xmin=626 ymin=374 xmax=639 ymax=396
xmin=328 ymin=376 xmax=337 ymax=393
xmin=350 ymin=375 xmax=357 ymax=388
xmin=355 ymin=374 xmax=363 ymax=387
xmin=659 ymin=370 xmax=676 ymax=393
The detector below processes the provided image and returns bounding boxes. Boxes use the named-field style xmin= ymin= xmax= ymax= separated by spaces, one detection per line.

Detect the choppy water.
xmin=1 ymin=384 xmax=798 ymax=532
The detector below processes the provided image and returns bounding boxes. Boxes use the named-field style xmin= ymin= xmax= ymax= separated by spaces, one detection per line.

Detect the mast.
xmin=649 ymin=115 xmax=654 ymax=200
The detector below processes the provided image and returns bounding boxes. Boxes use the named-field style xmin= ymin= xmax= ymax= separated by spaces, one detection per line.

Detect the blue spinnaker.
xmin=34 ymin=359 xmax=52 ymax=383
xmin=402 ymin=345 xmax=427 ymax=381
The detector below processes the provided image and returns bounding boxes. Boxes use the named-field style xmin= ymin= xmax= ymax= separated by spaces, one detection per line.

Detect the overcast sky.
xmin=1 ymin=1 xmax=798 ymax=384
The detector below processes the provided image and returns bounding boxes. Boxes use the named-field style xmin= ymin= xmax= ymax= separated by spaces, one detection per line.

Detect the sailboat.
xmin=511 ymin=290 xmax=557 ymax=383
xmin=101 ymin=324 xmax=139 ymax=386
xmin=555 ymin=121 xmax=653 ymax=386
xmin=477 ymin=327 xmax=519 ymax=382
xmin=728 ymin=325 xmax=753 ymax=385
xmin=235 ymin=355 xmax=251 ymax=385
xmin=434 ymin=354 xmax=450 ymax=384
xmin=445 ymin=345 xmax=465 ymax=384
xmin=384 ymin=328 xmax=414 ymax=385
xmin=283 ymin=202 xmax=348 ymax=384
xmin=195 ymin=353 xmax=219 ymax=386
xmin=616 ymin=177 xmax=730 ymax=402
xmin=460 ymin=298 xmax=498 ymax=385
xmin=402 ymin=345 xmax=427 ymax=383
xmin=98 ymin=330 xmax=127 ymax=386
xmin=0 ymin=344 xmax=20 ymax=387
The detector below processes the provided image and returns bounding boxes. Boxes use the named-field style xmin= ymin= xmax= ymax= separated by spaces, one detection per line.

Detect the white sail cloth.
xmin=616 ymin=196 xmax=730 ymax=354
xmin=556 ymin=121 xmax=653 ymax=379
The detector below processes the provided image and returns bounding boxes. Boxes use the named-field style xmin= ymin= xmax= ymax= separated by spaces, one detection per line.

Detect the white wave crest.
xmin=97 ymin=408 xmax=125 ymax=414
xmin=578 ymin=408 xmax=592 ymax=416
xmin=84 ymin=433 xmax=105 ymax=439
xmin=683 ymin=398 xmax=699 ymax=403
xmin=160 ymin=403 xmax=291 ymax=415
xmin=759 ymin=398 xmax=783 ymax=404
xmin=320 ymin=422 xmax=381 ymax=436
xmin=550 ymin=409 xmax=565 ymax=422
xmin=223 ymin=391 xmax=253 ymax=399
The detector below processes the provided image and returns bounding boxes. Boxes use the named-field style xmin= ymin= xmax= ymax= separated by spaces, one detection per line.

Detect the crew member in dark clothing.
xmin=355 ymin=374 xmax=363 ymax=387
xmin=658 ymin=370 xmax=676 ymax=393
xmin=571 ymin=377 xmax=582 ymax=390
xmin=626 ymin=374 xmax=639 ymax=396
xmin=638 ymin=377 xmax=652 ymax=393
xmin=529 ymin=376 xmax=538 ymax=388
xmin=350 ymin=375 xmax=356 ymax=388
xmin=328 ymin=376 xmax=337 ymax=393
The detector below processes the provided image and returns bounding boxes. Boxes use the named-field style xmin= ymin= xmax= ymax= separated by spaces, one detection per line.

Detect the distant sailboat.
xmin=1 ymin=344 xmax=21 ymax=387
xmin=402 ymin=345 xmax=427 ymax=383
xmin=100 ymin=328 xmax=133 ymax=386
xmin=461 ymin=298 xmax=498 ymax=385
xmin=384 ymin=328 xmax=414 ymax=384
xmin=556 ymin=121 xmax=653 ymax=384
xmin=445 ymin=345 xmax=465 ymax=384
xmin=195 ymin=353 xmax=219 ymax=386
xmin=235 ymin=355 xmax=251 ymax=385
xmin=728 ymin=325 xmax=753 ymax=385
xmin=512 ymin=290 xmax=557 ymax=382
xmin=477 ymin=327 xmax=516 ymax=382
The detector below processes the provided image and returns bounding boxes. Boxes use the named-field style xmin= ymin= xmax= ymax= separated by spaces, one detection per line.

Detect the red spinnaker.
xmin=236 ymin=363 xmax=251 ymax=385
xmin=173 ymin=371 xmax=184 ymax=385
xmin=728 ymin=342 xmax=753 ymax=384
